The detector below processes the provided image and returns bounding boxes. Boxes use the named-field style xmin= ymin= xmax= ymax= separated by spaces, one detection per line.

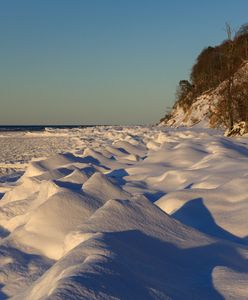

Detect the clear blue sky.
xmin=1 ymin=0 xmax=248 ymax=125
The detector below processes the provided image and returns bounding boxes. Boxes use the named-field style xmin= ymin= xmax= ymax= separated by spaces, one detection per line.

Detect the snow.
xmin=0 ymin=126 xmax=248 ymax=299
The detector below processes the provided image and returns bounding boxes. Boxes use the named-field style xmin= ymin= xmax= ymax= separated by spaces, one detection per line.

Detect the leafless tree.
xmin=225 ymin=22 xmax=235 ymax=129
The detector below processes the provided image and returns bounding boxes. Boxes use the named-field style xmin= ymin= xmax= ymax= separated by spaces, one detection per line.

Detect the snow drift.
xmin=0 ymin=126 xmax=248 ymax=299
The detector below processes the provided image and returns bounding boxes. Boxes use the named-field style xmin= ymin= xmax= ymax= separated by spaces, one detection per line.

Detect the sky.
xmin=1 ymin=0 xmax=248 ymax=125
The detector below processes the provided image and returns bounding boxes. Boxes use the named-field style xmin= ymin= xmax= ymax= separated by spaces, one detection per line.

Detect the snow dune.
xmin=0 ymin=126 xmax=248 ymax=299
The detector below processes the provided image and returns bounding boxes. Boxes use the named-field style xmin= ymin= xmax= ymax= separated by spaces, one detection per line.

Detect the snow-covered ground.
xmin=0 ymin=126 xmax=248 ymax=299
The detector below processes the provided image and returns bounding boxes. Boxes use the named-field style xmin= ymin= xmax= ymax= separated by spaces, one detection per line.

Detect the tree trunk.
xmin=226 ymin=75 xmax=234 ymax=129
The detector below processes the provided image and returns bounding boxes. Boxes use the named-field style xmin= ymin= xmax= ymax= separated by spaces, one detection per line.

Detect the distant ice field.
xmin=0 ymin=132 xmax=76 ymax=177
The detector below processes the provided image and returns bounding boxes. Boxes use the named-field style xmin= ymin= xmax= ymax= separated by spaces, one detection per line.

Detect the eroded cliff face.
xmin=160 ymin=62 xmax=248 ymax=130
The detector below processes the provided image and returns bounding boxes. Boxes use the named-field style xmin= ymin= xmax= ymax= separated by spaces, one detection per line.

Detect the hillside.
xmin=160 ymin=24 xmax=248 ymax=134
xmin=160 ymin=62 xmax=248 ymax=129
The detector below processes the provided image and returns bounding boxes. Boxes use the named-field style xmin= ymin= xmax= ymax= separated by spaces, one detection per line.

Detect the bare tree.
xmin=225 ymin=22 xmax=235 ymax=129
xmin=235 ymin=23 xmax=248 ymax=38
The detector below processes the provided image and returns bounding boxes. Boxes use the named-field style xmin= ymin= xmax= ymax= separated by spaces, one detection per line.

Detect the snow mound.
xmin=58 ymin=169 xmax=90 ymax=185
xmin=15 ymin=198 xmax=248 ymax=300
xmin=12 ymin=190 xmax=96 ymax=259
xmin=83 ymin=172 xmax=130 ymax=202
